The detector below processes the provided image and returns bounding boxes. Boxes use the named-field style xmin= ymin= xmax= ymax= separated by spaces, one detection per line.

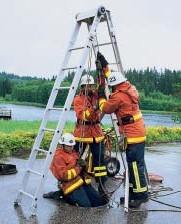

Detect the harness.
xmin=117 ymin=112 xmax=142 ymax=125
xmin=77 ymin=119 xmax=100 ymax=125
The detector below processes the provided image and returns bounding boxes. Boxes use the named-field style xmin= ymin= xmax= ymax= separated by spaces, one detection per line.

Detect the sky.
xmin=0 ymin=0 xmax=181 ymax=78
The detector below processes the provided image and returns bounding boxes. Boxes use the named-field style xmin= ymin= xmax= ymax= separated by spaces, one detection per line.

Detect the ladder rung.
xmin=36 ymin=148 xmax=48 ymax=154
xmin=48 ymin=107 xmax=63 ymax=111
xmin=43 ymin=128 xmax=56 ymax=133
xmin=95 ymin=42 xmax=113 ymax=47
xmin=54 ymin=87 xmax=71 ymax=91
xmin=28 ymin=168 xmax=42 ymax=176
xmin=62 ymin=66 xmax=77 ymax=71
xmin=69 ymin=46 xmax=84 ymax=51
xmin=59 ymin=86 xmax=71 ymax=90
xmin=20 ymin=190 xmax=35 ymax=199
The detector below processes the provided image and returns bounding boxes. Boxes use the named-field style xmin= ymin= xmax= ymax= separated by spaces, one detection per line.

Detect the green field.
xmin=0 ymin=120 xmax=181 ymax=159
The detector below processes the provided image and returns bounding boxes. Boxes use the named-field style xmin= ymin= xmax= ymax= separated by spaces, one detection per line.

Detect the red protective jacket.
xmin=73 ymin=92 xmax=104 ymax=143
xmin=100 ymin=81 xmax=146 ymax=144
xmin=50 ymin=147 xmax=91 ymax=195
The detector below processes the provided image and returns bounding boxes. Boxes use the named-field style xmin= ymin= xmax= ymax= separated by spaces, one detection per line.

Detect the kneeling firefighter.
xmin=96 ymin=52 xmax=149 ymax=208
xmin=50 ymin=133 xmax=104 ymax=207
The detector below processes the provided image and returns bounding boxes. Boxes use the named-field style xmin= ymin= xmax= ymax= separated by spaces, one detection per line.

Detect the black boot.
xmin=98 ymin=183 xmax=109 ymax=205
xmin=43 ymin=190 xmax=63 ymax=200
xmin=129 ymin=197 xmax=149 ymax=208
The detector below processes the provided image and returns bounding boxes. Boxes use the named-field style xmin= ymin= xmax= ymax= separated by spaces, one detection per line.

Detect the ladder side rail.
xmin=103 ymin=13 xmax=129 ymax=211
xmin=29 ymin=13 xmax=104 ymax=214
xmin=14 ymin=22 xmax=81 ymax=205
xmin=108 ymin=107 xmax=129 ymax=213
xmin=29 ymin=22 xmax=81 ymax=167
xmin=105 ymin=11 xmax=125 ymax=75
xmin=29 ymin=21 xmax=81 ymax=167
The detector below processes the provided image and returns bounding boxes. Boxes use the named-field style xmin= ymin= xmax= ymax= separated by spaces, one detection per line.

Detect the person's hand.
xmin=97 ymin=52 xmax=108 ymax=68
xmin=98 ymin=85 xmax=106 ymax=99
xmin=95 ymin=59 xmax=102 ymax=70
xmin=76 ymin=159 xmax=87 ymax=169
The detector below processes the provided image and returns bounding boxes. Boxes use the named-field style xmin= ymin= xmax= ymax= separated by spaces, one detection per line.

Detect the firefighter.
xmin=50 ymin=133 xmax=104 ymax=207
xmin=73 ymin=74 xmax=108 ymax=197
xmin=96 ymin=52 xmax=149 ymax=208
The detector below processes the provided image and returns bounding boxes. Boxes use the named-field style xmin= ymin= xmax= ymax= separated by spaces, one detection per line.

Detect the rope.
xmin=78 ymin=48 xmax=93 ymax=154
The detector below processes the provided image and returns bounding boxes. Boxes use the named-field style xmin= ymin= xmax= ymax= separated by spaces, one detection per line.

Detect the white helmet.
xmin=107 ymin=72 xmax=127 ymax=86
xmin=58 ymin=133 xmax=76 ymax=146
xmin=80 ymin=75 xmax=95 ymax=86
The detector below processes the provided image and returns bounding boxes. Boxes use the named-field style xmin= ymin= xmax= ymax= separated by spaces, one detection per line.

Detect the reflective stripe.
xmin=133 ymin=112 xmax=142 ymax=121
xmin=67 ymin=170 xmax=72 ymax=180
xmin=99 ymin=98 xmax=106 ymax=111
xmin=94 ymin=172 xmax=107 ymax=177
xmin=64 ymin=179 xmax=84 ymax=195
xmin=85 ymin=178 xmax=91 ymax=184
xmin=105 ymin=70 xmax=111 ymax=78
xmin=71 ymin=169 xmax=77 ymax=178
xmin=75 ymin=136 xmax=104 ymax=143
xmin=127 ymin=136 xmax=146 ymax=144
xmin=75 ymin=137 xmax=94 ymax=143
xmin=94 ymin=166 xmax=107 ymax=177
xmin=94 ymin=166 xmax=107 ymax=171
xmin=133 ymin=186 xmax=148 ymax=193
xmin=95 ymin=136 xmax=105 ymax=143
xmin=132 ymin=161 xmax=147 ymax=193
xmin=83 ymin=111 xmax=88 ymax=121
xmin=67 ymin=169 xmax=77 ymax=180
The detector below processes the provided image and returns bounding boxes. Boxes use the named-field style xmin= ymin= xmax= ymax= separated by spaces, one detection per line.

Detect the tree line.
xmin=0 ymin=68 xmax=181 ymax=112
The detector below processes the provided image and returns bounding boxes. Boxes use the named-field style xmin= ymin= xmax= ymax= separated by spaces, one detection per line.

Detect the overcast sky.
xmin=0 ymin=0 xmax=180 ymax=78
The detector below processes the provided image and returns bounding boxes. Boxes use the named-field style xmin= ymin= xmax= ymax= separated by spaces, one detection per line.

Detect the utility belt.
xmin=77 ymin=120 xmax=100 ymax=125
xmin=117 ymin=113 xmax=142 ymax=126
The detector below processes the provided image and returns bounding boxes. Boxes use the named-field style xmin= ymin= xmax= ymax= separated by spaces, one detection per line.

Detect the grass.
xmin=0 ymin=120 xmax=76 ymax=133
xmin=0 ymin=120 xmax=181 ymax=158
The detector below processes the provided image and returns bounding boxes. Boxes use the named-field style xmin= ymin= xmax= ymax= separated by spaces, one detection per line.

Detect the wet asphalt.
xmin=0 ymin=142 xmax=181 ymax=224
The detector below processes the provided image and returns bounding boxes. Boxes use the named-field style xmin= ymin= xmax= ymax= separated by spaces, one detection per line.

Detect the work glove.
xmin=97 ymin=52 xmax=108 ymax=68
xmin=92 ymin=104 xmax=99 ymax=111
xmin=76 ymin=158 xmax=87 ymax=169
xmin=98 ymin=85 xmax=106 ymax=99
xmin=95 ymin=59 xmax=103 ymax=70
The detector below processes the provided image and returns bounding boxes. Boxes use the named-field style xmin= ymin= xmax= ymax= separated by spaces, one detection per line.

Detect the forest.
xmin=0 ymin=68 xmax=181 ymax=112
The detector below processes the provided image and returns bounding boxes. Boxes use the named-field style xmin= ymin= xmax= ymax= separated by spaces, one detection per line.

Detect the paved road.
xmin=0 ymin=143 xmax=181 ymax=224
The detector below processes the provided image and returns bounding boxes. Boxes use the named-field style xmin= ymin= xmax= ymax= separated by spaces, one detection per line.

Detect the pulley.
xmin=106 ymin=157 xmax=120 ymax=177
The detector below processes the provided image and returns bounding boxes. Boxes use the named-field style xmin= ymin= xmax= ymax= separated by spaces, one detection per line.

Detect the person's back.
xmin=101 ymin=80 xmax=146 ymax=144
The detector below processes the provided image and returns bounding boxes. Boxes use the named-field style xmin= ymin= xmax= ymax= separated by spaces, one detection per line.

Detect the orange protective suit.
xmin=100 ymin=81 xmax=146 ymax=144
xmin=50 ymin=147 xmax=91 ymax=195
xmin=73 ymin=92 xmax=104 ymax=143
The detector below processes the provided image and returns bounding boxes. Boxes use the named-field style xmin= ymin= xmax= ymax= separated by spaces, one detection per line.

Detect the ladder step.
xmin=20 ymin=190 xmax=35 ymax=199
xmin=54 ymin=87 xmax=71 ymax=91
xmin=95 ymin=41 xmax=113 ymax=47
xmin=59 ymin=87 xmax=71 ymax=90
xmin=43 ymin=128 xmax=56 ymax=133
xmin=48 ymin=107 xmax=63 ymax=111
xmin=36 ymin=148 xmax=49 ymax=154
xmin=62 ymin=66 xmax=77 ymax=71
xmin=69 ymin=46 xmax=84 ymax=51
xmin=28 ymin=168 xmax=42 ymax=176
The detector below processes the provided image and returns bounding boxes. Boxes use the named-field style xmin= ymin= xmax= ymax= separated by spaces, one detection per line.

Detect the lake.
xmin=0 ymin=103 xmax=180 ymax=127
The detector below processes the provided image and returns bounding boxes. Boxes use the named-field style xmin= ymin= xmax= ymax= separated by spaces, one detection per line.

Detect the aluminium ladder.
xmin=14 ymin=5 xmax=129 ymax=215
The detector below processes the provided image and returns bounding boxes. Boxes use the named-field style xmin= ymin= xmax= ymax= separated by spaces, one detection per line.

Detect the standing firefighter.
xmin=73 ymin=74 xmax=107 ymax=197
xmin=96 ymin=52 xmax=149 ymax=208
xmin=50 ymin=133 xmax=104 ymax=207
